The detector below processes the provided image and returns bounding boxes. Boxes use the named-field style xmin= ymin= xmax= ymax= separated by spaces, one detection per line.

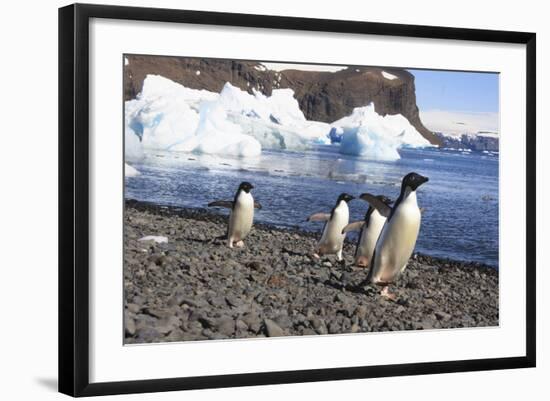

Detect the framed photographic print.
xmin=58 ymin=3 xmax=536 ymax=397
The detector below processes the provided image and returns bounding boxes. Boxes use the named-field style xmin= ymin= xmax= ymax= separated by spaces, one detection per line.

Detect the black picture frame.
xmin=58 ymin=3 xmax=536 ymax=397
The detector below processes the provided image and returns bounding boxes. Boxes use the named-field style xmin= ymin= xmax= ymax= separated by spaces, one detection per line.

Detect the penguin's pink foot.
xmin=312 ymin=253 xmax=320 ymax=259
xmin=235 ymin=240 xmax=245 ymax=248
xmin=381 ymin=286 xmax=397 ymax=301
xmin=355 ymin=256 xmax=370 ymax=268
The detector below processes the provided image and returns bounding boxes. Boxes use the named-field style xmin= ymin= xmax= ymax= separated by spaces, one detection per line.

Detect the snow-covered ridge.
xmin=435 ymin=132 xmax=499 ymax=152
xmin=419 ymin=110 xmax=498 ymax=136
xmin=260 ymin=62 xmax=346 ymax=73
xmin=381 ymin=71 xmax=398 ymax=80
xmin=125 ymin=75 xmax=431 ymax=161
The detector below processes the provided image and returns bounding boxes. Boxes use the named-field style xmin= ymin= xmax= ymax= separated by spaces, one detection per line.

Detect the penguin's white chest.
xmin=318 ymin=202 xmax=349 ymax=254
xmin=228 ymin=191 xmax=254 ymax=241
xmin=373 ymin=192 xmax=421 ymax=283
xmin=357 ymin=210 xmax=386 ymax=261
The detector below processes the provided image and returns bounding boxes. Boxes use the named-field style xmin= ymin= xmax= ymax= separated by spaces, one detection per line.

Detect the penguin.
xmin=342 ymin=195 xmax=393 ymax=268
xmin=207 ymin=181 xmax=262 ymax=248
xmin=306 ymin=193 xmax=354 ymax=261
xmin=360 ymin=172 xmax=428 ymax=299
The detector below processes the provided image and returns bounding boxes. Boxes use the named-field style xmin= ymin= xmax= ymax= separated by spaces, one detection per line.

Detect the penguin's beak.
xmin=419 ymin=175 xmax=429 ymax=186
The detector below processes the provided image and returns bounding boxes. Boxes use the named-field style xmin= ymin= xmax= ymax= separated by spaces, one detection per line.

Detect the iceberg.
xmin=124 ymin=75 xmax=430 ymax=161
xmin=124 ymin=76 xmax=330 ymax=158
xmin=170 ymin=100 xmax=262 ymax=157
xmin=125 ymin=124 xmax=143 ymax=161
xmin=216 ymin=83 xmax=331 ymax=149
xmin=125 ymin=75 xmax=260 ymax=157
xmin=332 ymin=103 xmax=431 ymax=161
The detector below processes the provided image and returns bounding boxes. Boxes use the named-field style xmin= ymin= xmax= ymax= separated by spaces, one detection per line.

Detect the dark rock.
xmin=435 ymin=311 xmax=452 ymax=321
xmin=215 ymin=317 xmax=235 ymax=336
xmin=123 ymin=203 xmax=499 ymax=344
xmin=125 ymin=316 xmax=136 ymax=336
xmin=126 ymin=303 xmax=141 ymax=313
xmin=274 ymin=314 xmax=292 ymax=329
xmin=264 ymin=319 xmax=284 ymax=337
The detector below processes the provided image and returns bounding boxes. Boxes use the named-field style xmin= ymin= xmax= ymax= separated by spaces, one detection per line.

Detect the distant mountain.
xmin=124 ymin=55 xmax=441 ymax=146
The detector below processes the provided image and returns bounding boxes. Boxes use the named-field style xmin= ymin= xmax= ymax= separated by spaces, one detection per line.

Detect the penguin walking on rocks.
xmin=306 ymin=193 xmax=354 ymax=261
xmin=208 ymin=181 xmax=262 ymax=248
xmin=342 ymin=195 xmax=393 ymax=268
xmin=360 ymin=172 xmax=428 ymax=299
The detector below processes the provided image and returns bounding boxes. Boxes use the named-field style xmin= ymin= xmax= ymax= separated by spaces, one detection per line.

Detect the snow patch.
xmin=261 ymin=63 xmax=346 ymax=73
xmin=124 ymin=57 xmax=129 ymax=66
xmin=195 ymin=70 xmax=200 ymax=75
xmin=138 ymin=235 xmax=168 ymax=243
xmin=381 ymin=71 xmax=398 ymax=80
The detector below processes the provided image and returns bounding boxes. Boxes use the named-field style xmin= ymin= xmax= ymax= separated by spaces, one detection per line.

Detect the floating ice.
xmin=333 ymin=103 xmax=431 ymax=160
xmin=125 ymin=163 xmax=140 ymax=177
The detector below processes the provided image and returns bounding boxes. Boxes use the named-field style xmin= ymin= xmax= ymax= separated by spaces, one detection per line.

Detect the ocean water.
xmin=125 ymin=146 xmax=499 ymax=267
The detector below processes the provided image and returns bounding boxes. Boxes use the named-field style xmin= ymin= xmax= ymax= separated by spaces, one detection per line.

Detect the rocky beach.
xmin=123 ymin=200 xmax=499 ymax=344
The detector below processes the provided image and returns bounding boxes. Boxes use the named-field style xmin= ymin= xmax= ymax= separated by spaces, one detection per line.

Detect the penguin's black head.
xmin=337 ymin=193 xmax=355 ymax=203
xmin=401 ymin=172 xmax=429 ymax=192
xmin=238 ymin=181 xmax=254 ymax=193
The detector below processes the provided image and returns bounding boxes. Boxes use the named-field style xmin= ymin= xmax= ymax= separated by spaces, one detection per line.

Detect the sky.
xmin=408 ymin=69 xmax=499 ymax=135
xmin=408 ymin=69 xmax=499 ymax=113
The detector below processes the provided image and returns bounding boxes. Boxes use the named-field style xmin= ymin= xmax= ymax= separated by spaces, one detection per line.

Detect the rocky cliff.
xmin=124 ymin=55 xmax=441 ymax=146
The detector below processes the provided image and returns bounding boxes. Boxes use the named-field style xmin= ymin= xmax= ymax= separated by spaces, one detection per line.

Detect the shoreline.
xmin=124 ymin=199 xmax=499 ymax=344
xmin=125 ymin=198 xmax=497 ymax=270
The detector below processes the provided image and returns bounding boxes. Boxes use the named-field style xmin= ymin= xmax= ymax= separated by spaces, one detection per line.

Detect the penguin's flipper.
xmin=207 ymin=200 xmax=234 ymax=208
xmin=342 ymin=220 xmax=365 ymax=234
xmin=254 ymin=201 xmax=262 ymax=210
xmin=359 ymin=193 xmax=392 ymax=217
xmin=306 ymin=213 xmax=331 ymax=222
